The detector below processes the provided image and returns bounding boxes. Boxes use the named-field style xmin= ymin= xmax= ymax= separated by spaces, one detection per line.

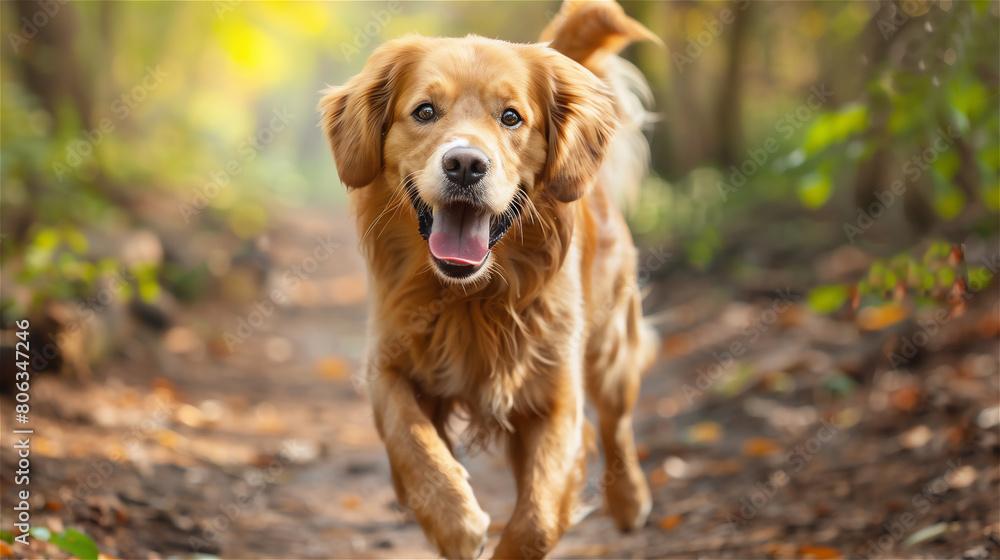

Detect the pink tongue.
xmin=428 ymin=203 xmax=491 ymax=265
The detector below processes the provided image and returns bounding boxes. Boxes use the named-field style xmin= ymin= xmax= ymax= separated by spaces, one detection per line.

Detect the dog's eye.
xmin=413 ymin=104 xmax=436 ymax=122
xmin=500 ymin=109 xmax=522 ymax=129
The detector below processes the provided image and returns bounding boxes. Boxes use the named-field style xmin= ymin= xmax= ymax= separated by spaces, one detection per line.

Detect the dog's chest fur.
xmin=417 ymin=265 xmax=581 ymax=423
xmin=367 ymin=226 xmax=584 ymax=426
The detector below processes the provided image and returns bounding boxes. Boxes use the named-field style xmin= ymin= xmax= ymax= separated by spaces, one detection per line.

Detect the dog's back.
xmin=544 ymin=0 xmax=662 ymax=532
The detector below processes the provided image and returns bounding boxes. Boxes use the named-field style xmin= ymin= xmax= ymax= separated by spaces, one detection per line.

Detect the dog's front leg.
xmin=492 ymin=376 xmax=584 ymax=560
xmin=370 ymin=366 xmax=490 ymax=559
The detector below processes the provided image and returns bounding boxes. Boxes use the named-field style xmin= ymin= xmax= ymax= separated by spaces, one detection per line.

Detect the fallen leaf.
xmin=317 ymin=356 xmax=350 ymax=380
xmin=797 ymin=545 xmax=841 ymax=559
xmin=163 ymin=327 xmax=201 ymax=354
xmin=977 ymin=405 xmax=1000 ymax=429
xmin=857 ymin=304 xmax=909 ymax=331
xmin=742 ymin=437 xmax=781 ymax=457
xmin=636 ymin=441 xmax=650 ymax=461
xmin=176 ymin=404 xmax=204 ymax=428
xmin=657 ymin=515 xmax=682 ymax=531
xmin=702 ymin=459 xmax=741 ymax=477
xmin=903 ymin=521 xmax=955 ymax=547
xmin=342 ymin=494 xmax=361 ymax=510
xmin=649 ymin=467 xmax=669 ymax=487
xmin=899 ymin=425 xmax=932 ymax=449
xmin=688 ymin=421 xmax=723 ymax=444
xmin=947 ymin=465 xmax=977 ymax=489
xmin=151 ymin=377 xmax=178 ymax=403
xmin=890 ymin=387 xmax=922 ymax=412
xmin=664 ymin=456 xmax=690 ymax=479
xmin=662 ymin=334 xmax=693 ymax=357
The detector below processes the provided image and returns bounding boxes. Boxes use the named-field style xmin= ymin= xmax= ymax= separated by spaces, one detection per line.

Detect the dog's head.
xmin=320 ymin=35 xmax=617 ymax=284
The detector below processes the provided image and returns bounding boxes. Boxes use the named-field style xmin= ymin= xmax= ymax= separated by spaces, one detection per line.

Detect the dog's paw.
xmin=605 ymin=467 xmax=651 ymax=532
xmin=432 ymin=500 xmax=490 ymax=559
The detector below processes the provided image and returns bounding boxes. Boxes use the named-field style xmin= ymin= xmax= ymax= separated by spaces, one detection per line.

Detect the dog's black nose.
xmin=442 ymin=147 xmax=489 ymax=188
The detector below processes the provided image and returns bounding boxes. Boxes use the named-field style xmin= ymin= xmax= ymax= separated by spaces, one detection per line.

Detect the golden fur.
xmin=319 ymin=2 xmax=660 ymax=558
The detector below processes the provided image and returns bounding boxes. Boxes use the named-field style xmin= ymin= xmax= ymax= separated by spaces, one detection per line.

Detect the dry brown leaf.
xmin=703 ymin=459 xmax=741 ymax=477
xmin=649 ymin=467 xmax=669 ymax=487
xmin=688 ymin=421 xmax=723 ymax=443
xmin=742 ymin=437 xmax=781 ymax=457
xmin=857 ymin=304 xmax=909 ymax=331
xmin=777 ymin=304 xmax=806 ymax=327
xmin=890 ymin=387 xmax=922 ymax=412
xmin=662 ymin=334 xmax=693 ymax=357
xmin=317 ymin=356 xmax=350 ymax=380
xmin=151 ymin=377 xmax=178 ymax=403
xmin=342 ymin=493 xmax=361 ymax=510
xmin=657 ymin=515 xmax=682 ymax=531
xmin=636 ymin=441 xmax=650 ymax=461
xmin=797 ymin=545 xmax=842 ymax=559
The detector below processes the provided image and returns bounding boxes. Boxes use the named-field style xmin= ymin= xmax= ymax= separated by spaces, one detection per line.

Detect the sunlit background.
xmin=1 ymin=1 xmax=998 ymax=558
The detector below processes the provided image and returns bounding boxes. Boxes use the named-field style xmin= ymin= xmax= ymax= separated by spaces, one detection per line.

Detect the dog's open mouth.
xmin=410 ymin=187 xmax=521 ymax=279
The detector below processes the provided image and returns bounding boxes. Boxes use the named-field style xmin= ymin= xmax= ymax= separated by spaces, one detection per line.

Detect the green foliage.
xmin=822 ymin=370 xmax=857 ymax=397
xmin=29 ymin=527 xmax=99 ymax=560
xmin=807 ymin=285 xmax=848 ymax=314
xmin=809 ymin=242 xmax=993 ymax=316
xmin=801 ymin=103 xmax=869 ymax=157
xmin=0 ymin=530 xmax=13 ymax=544
xmin=794 ymin=1 xmax=999 ymax=220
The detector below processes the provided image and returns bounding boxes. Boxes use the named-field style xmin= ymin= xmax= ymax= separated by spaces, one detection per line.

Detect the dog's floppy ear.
xmin=319 ymin=39 xmax=419 ymax=189
xmin=539 ymin=50 xmax=619 ymax=203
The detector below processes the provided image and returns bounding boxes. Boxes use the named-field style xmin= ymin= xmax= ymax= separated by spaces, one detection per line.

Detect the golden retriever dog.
xmin=319 ymin=1 xmax=660 ymax=557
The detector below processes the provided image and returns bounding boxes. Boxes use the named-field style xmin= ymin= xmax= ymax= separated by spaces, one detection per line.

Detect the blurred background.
xmin=1 ymin=1 xmax=998 ymax=558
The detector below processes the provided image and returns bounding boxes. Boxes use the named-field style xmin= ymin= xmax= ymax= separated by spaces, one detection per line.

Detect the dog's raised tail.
xmin=541 ymin=0 xmax=660 ymax=213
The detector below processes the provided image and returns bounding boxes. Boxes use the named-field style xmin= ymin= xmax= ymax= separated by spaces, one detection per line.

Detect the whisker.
xmin=376 ymin=171 xmax=422 ymax=240
xmin=361 ymin=171 xmax=421 ymax=244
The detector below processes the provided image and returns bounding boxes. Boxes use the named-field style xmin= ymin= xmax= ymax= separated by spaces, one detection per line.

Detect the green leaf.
xmin=30 ymin=528 xmax=99 ymax=560
xmin=923 ymin=242 xmax=952 ymax=265
xmin=933 ymin=184 xmax=965 ymax=220
xmin=33 ymin=227 xmax=60 ymax=250
xmin=802 ymin=103 xmax=868 ymax=156
xmin=984 ymin=179 xmax=1000 ymax=212
xmin=808 ymin=285 xmax=848 ymax=314
xmin=64 ymin=229 xmax=89 ymax=255
xmin=968 ymin=266 xmax=996 ymax=292
xmin=823 ymin=371 xmax=857 ymax=397
xmin=936 ymin=267 xmax=956 ymax=289
xmin=947 ymin=105 xmax=971 ymax=137
xmin=798 ymin=170 xmax=833 ymax=209
xmin=0 ymin=530 xmax=13 ymax=544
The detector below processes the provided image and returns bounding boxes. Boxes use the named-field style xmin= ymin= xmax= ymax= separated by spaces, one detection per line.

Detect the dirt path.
xmin=2 ymin=207 xmax=998 ymax=559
